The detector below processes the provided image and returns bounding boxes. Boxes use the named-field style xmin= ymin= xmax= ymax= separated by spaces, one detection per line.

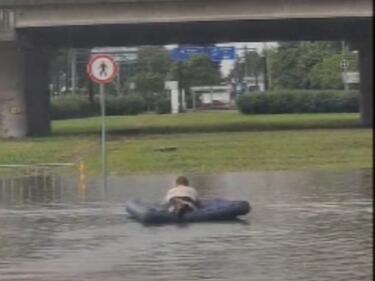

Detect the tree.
xmin=75 ymin=49 xmax=91 ymax=93
xmin=136 ymin=46 xmax=171 ymax=76
xmin=185 ymin=55 xmax=222 ymax=86
xmin=131 ymin=46 xmax=172 ymax=110
xmin=168 ymin=55 xmax=222 ymax=88
xmin=167 ymin=55 xmax=222 ymax=109
xmin=228 ymin=50 xmax=265 ymax=92
xmin=309 ymin=53 xmax=358 ymax=89
xmin=50 ymin=48 xmax=93 ymax=99
xmin=269 ymin=41 xmax=347 ymax=89
xmin=49 ymin=49 xmax=69 ymax=95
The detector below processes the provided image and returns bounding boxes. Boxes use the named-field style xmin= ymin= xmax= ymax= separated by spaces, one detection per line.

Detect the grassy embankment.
xmin=0 ymin=112 xmax=372 ymax=175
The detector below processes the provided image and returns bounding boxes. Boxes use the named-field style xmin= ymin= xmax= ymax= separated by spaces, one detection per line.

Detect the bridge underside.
xmin=0 ymin=17 xmax=373 ymax=137
xmin=18 ymin=17 xmax=372 ymax=47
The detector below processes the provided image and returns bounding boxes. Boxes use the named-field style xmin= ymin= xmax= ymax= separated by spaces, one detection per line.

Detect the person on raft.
xmin=165 ymin=176 xmax=199 ymax=218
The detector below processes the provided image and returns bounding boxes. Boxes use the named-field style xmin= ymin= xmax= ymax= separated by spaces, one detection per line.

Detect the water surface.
xmin=0 ymin=170 xmax=372 ymax=281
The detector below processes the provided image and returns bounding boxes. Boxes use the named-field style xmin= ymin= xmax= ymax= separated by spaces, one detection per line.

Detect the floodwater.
xmin=0 ymin=169 xmax=372 ymax=281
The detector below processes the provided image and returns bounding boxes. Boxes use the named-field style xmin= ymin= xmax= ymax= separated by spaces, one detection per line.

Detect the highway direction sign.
xmin=171 ymin=46 xmax=235 ymax=62
xmin=207 ymin=46 xmax=236 ymax=62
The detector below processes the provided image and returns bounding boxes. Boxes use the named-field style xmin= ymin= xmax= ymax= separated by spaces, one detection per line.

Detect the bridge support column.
xmin=0 ymin=43 xmax=51 ymax=138
xmin=0 ymin=42 xmax=27 ymax=138
xmin=358 ymin=39 xmax=373 ymax=127
xmin=23 ymin=46 xmax=51 ymax=136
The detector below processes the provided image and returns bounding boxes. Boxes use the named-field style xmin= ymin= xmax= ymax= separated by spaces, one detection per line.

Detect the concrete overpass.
xmin=0 ymin=0 xmax=373 ymax=137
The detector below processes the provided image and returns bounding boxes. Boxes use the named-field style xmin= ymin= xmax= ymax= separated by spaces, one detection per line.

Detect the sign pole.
xmin=100 ymin=83 xmax=107 ymax=190
xmin=87 ymin=54 xmax=118 ymax=191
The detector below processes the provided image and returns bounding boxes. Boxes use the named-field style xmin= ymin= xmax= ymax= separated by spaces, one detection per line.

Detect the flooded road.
xmin=0 ymin=170 xmax=372 ymax=281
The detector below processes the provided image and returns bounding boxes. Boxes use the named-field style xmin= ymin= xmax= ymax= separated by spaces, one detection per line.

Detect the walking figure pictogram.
xmin=99 ymin=61 xmax=108 ymax=77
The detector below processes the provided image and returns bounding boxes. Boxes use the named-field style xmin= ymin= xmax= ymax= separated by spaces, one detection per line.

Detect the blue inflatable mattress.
xmin=126 ymin=198 xmax=251 ymax=224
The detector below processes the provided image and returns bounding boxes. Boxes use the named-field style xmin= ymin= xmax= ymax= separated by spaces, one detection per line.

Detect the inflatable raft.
xmin=126 ymin=198 xmax=251 ymax=224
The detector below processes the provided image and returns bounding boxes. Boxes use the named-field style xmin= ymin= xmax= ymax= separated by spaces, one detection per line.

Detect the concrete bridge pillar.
xmin=0 ymin=42 xmax=27 ymax=137
xmin=23 ymin=46 xmax=51 ymax=136
xmin=0 ymin=42 xmax=51 ymax=138
xmin=358 ymin=38 xmax=373 ymax=127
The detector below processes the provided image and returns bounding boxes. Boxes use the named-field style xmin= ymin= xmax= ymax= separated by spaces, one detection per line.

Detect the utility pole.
xmin=244 ymin=45 xmax=249 ymax=95
xmin=263 ymin=42 xmax=272 ymax=91
xmin=71 ymin=48 xmax=77 ymax=94
xmin=177 ymin=61 xmax=183 ymax=113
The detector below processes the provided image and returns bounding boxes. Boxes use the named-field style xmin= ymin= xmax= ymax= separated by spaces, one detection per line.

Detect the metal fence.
xmin=0 ymin=163 xmax=86 ymax=204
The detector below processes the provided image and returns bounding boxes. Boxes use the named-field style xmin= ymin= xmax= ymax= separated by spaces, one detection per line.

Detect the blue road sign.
xmin=171 ymin=46 xmax=235 ymax=62
xmin=207 ymin=46 xmax=235 ymax=62
xmin=170 ymin=46 xmax=205 ymax=61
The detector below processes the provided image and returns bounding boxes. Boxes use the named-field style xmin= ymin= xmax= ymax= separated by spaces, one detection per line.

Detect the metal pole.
xmin=100 ymin=84 xmax=107 ymax=190
xmin=342 ymin=41 xmax=349 ymax=91
xmin=192 ymin=90 xmax=196 ymax=110
xmin=116 ymin=63 xmax=121 ymax=95
xmin=177 ymin=61 xmax=183 ymax=113
xmin=244 ymin=46 xmax=249 ymax=95
xmin=263 ymin=42 xmax=272 ymax=90
xmin=71 ymin=49 xmax=77 ymax=94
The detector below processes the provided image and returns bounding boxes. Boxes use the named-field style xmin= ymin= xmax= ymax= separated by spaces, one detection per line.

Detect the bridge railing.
xmin=0 ymin=8 xmax=15 ymax=41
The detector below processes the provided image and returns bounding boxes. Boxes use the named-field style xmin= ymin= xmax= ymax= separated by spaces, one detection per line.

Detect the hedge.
xmin=236 ymin=90 xmax=359 ymax=114
xmin=50 ymin=94 xmax=147 ymax=120
xmin=50 ymin=94 xmax=96 ymax=120
xmin=106 ymin=95 xmax=146 ymax=116
xmin=156 ymin=97 xmax=171 ymax=114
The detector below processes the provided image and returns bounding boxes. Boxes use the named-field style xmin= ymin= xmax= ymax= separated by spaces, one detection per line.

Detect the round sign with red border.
xmin=87 ymin=55 xmax=118 ymax=84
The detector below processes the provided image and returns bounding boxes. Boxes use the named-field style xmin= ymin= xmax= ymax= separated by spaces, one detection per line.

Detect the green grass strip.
xmin=52 ymin=112 xmax=362 ymax=136
xmin=0 ymin=128 xmax=372 ymax=175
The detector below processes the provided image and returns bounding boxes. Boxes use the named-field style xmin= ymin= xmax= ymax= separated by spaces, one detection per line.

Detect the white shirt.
xmin=164 ymin=185 xmax=198 ymax=202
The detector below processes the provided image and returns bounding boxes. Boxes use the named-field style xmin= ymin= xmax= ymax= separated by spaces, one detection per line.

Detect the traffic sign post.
xmin=340 ymin=59 xmax=350 ymax=91
xmin=340 ymin=59 xmax=350 ymax=70
xmin=342 ymin=71 xmax=359 ymax=84
xmin=87 ymin=55 xmax=118 ymax=190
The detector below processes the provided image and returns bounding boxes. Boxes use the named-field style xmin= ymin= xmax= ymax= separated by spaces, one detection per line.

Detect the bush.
xmin=105 ymin=96 xmax=127 ymax=116
xmin=106 ymin=95 xmax=146 ymax=115
xmin=123 ymin=95 xmax=146 ymax=115
xmin=236 ymin=94 xmax=265 ymax=114
xmin=312 ymin=91 xmax=342 ymax=113
xmin=340 ymin=91 xmax=359 ymax=112
xmin=50 ymin=94 xmax=96 ymax=120
xmin=51 ymin=94 xmax=146 ymax=120
xmin=267 ymin=92 xmax=296 ymax=113
xmin=156 ymin=98 xmax=171 ymax=114
xmin=236 ymin=90 xmax=359 ymax=114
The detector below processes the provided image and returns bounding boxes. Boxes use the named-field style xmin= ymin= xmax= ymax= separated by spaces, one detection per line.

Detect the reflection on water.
xmin=0 ymin=169 xmax=372 ymax=281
